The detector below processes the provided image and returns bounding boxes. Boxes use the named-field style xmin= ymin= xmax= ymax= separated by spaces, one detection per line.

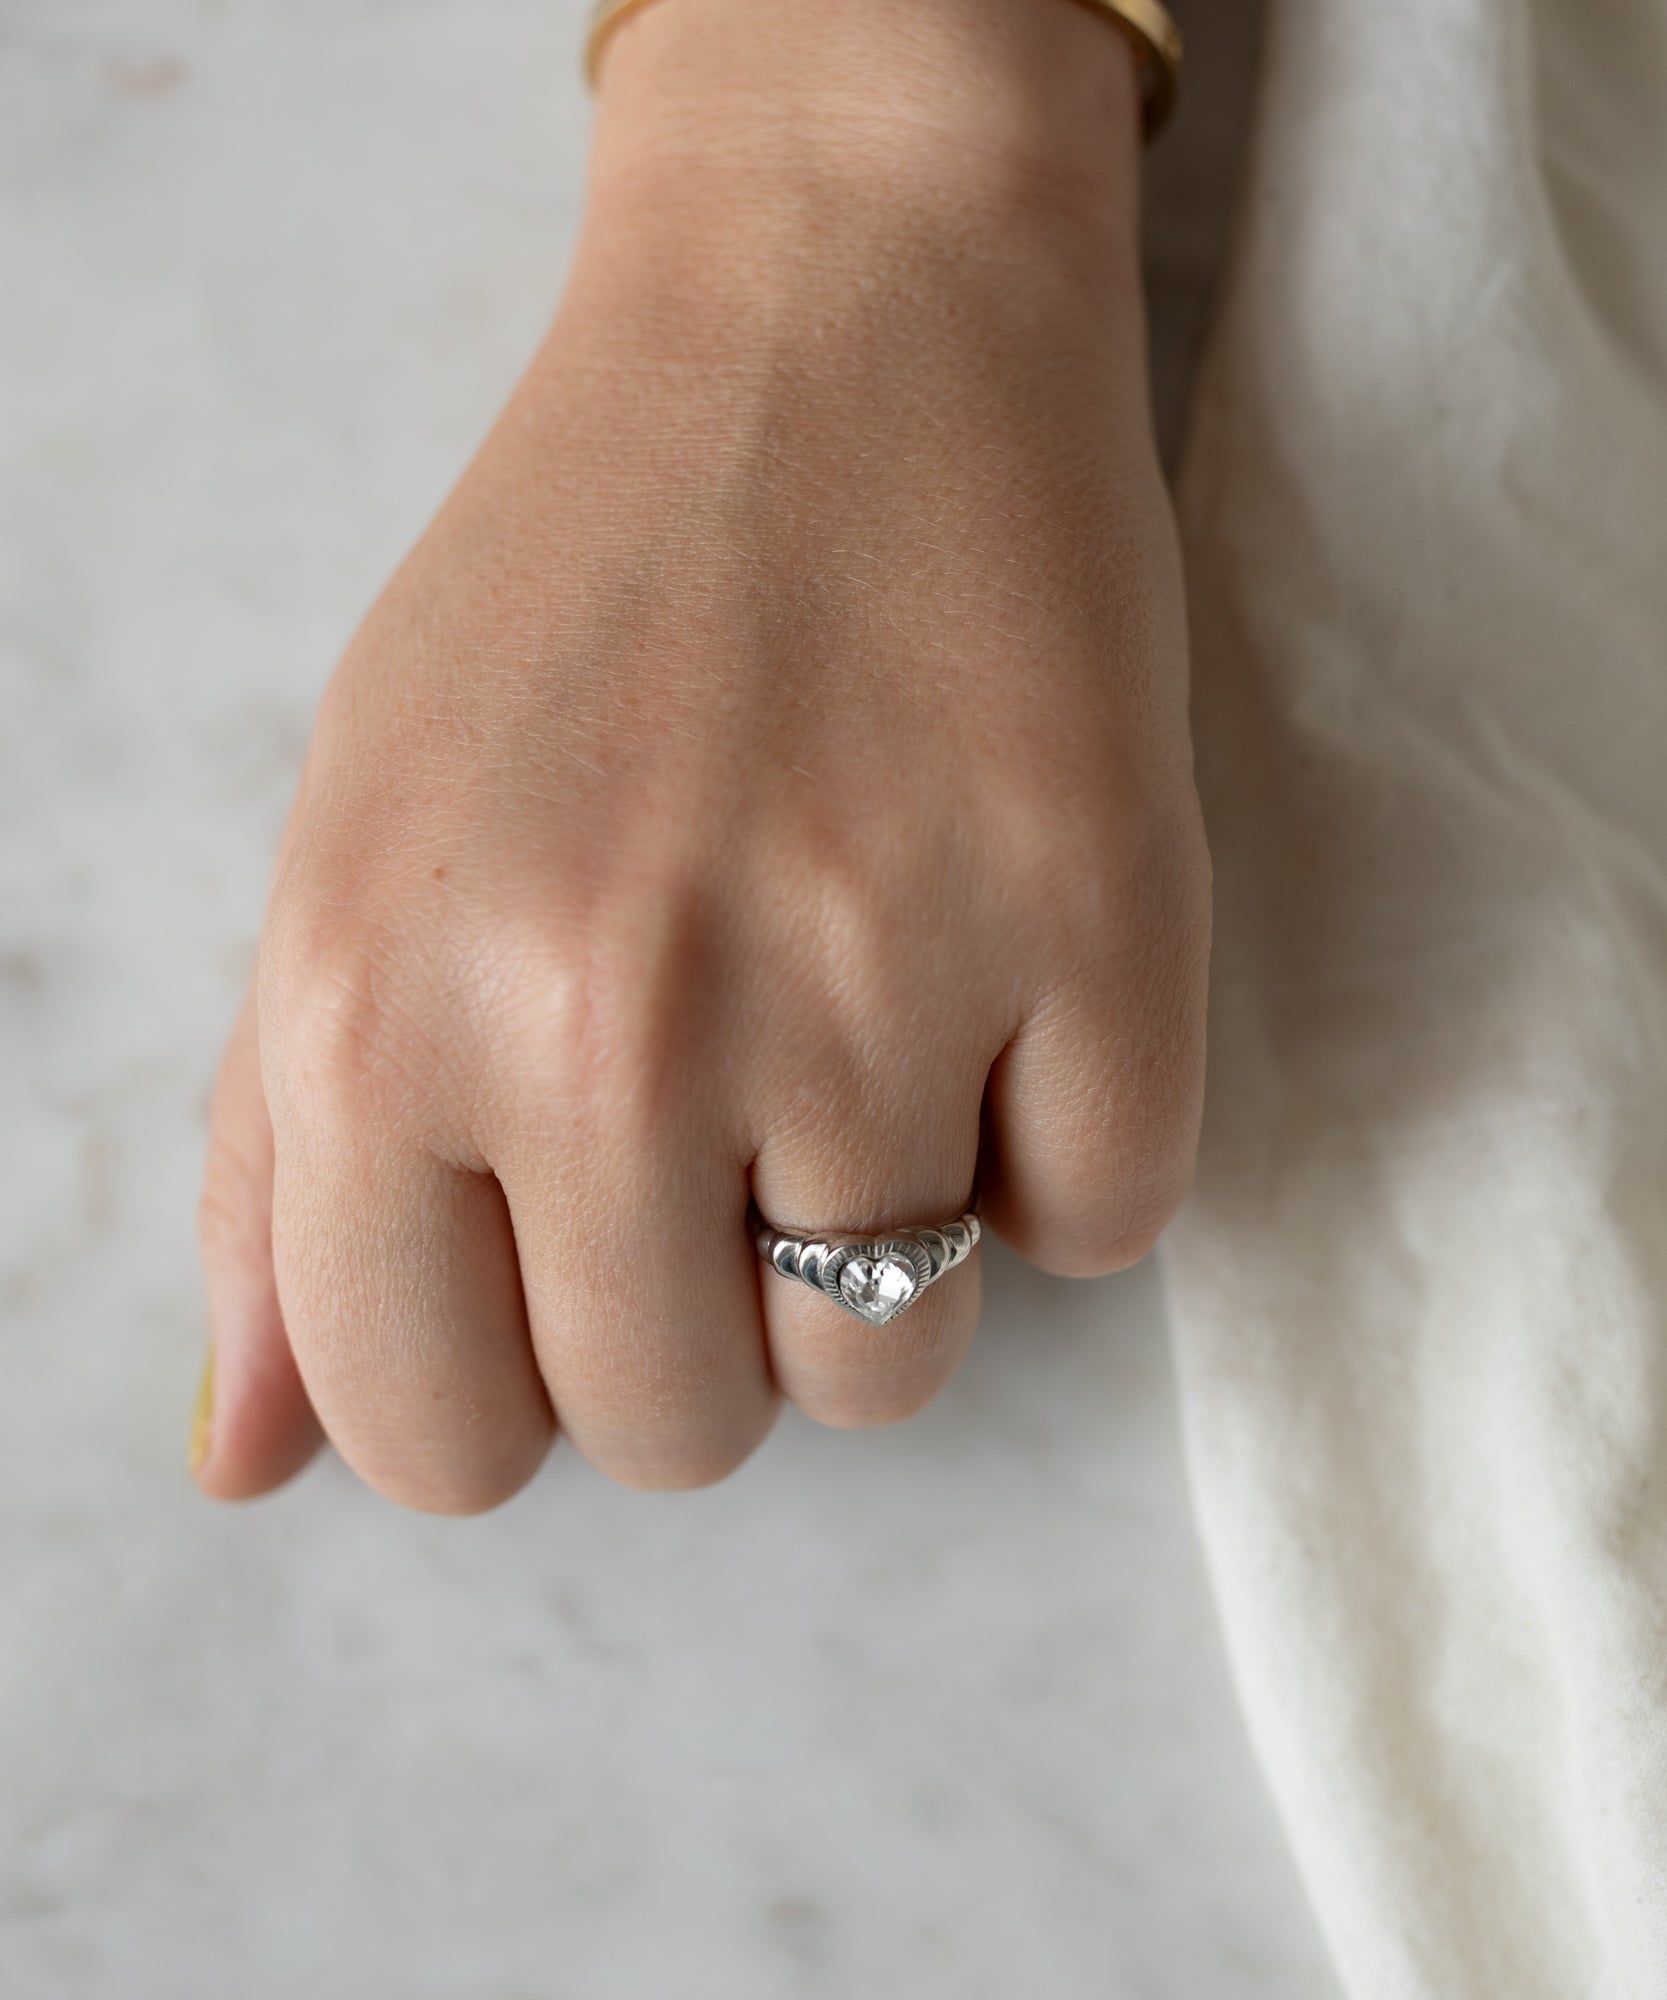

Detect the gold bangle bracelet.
xmin=583 ymin=0 xmax=1184 ymax=140
xmin=1071 ymin=0 xmax=1183 ymax=137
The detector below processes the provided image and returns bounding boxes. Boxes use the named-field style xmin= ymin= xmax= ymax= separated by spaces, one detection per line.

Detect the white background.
xmin=1 ymin=3 xmax=1336 ymax=1993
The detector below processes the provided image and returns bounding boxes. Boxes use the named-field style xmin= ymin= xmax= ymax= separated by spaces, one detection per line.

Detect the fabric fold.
xmin=1163 ymin=0 xmax=1667 ymax=1990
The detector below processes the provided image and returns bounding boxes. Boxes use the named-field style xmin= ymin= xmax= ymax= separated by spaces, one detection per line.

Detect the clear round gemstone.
xmin=838 ymin=1255 xmax=916 ymax=1322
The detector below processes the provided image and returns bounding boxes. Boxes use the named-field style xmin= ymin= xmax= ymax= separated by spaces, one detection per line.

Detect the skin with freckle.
xmin=192 ymin=0 xmax=1210 ymax=1509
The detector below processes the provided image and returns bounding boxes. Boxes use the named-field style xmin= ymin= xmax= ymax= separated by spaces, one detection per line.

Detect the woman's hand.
xmin=192 ymin=0 xmax=1210 ymax=1507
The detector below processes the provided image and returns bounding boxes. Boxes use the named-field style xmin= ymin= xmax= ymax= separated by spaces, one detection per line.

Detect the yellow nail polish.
xmin=189 ymin=1349 xmax=215 ymax=1474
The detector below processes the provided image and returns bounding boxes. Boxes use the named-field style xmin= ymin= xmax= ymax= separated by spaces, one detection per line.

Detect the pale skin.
xmin=192 ymin=0 xmax=1211 ymax=1509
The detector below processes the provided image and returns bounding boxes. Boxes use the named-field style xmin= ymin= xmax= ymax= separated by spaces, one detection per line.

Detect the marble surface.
xmin=1 ymin=4 xmax=1336 ymax=1994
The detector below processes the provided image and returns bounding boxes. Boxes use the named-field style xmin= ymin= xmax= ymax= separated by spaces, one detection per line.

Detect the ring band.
xmin=756 ymin=1208 xmax=981 ymax=1326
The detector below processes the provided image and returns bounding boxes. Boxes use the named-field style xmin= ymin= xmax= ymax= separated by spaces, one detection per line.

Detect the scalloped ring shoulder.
xmin=756 ymin=1211 xmax=982 ymax=1327
xmin=583 ymin=0 xmax=1184 ymax=142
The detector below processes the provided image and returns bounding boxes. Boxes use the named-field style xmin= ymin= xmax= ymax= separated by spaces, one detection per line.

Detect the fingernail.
xmin=189 ymin=1349 xmax=216 ymax=1474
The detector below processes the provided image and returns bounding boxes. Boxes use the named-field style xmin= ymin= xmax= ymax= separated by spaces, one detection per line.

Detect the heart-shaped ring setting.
xmin=832 ymin=1249 xmax=923 ymax=1325
xmin=755 ymin=1211 xmax=980 ymax=1327
xmin=820 ymin=1240 xmax=933 ymax=1326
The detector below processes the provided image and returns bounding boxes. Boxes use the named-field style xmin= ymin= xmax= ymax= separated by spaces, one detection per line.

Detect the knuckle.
xmin=1016 ymin=829 xmax=1209 ymax=1284
xmin=1040 ymin=1147 xmax=1197 ymax=1278
xmin=762 ymin=814 xmax=935 ymax=1012
xmin=481 ymin=890 xmax=712 ymax=1134
xmin=259 ymin=895 xmax=434 ymax=1132
xmin=1051 ymin=797 xmax=1213 ymax=982
xmin=807 ymin=882 xmax=919 ymax=1006
xmin=558 ymin=1338 xmax=778 ymax=1494
xmin=593 ymin=1425 xmax=768 ymax=1494
xmin=1094 ymin=1168 xmax=1194 ymax=1272
xmin=780 ymin=1296 xmax=970 ymax=1430
xmin=358 ymin=1444 xmax=546 ymax=1518
xmin=794 ymin=1368 xmax=946 ymax=1431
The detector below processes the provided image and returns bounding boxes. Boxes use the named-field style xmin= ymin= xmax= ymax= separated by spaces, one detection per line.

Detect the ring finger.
xmin=750 ymin=1045 xmax=986 ymax=1429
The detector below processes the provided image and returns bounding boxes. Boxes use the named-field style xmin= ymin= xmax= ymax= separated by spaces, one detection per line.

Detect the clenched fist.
xmin=192 ymin=0 xmax=1210 ymax=1509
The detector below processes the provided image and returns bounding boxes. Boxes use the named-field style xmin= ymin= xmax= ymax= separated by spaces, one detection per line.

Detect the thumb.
xmin=192 ymin=983 xmax=323 ymax=1498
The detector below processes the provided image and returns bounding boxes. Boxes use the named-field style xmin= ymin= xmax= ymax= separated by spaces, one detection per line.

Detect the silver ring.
xmin=755 ymin=1208 xmax=981 ymax=1326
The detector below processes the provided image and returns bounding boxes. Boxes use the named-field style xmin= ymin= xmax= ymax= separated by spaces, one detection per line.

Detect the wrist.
xmin=559 ymin=0 xmax=1147 ymax=372
xmin=580 ymin=0 xmax=1143 ymax=256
